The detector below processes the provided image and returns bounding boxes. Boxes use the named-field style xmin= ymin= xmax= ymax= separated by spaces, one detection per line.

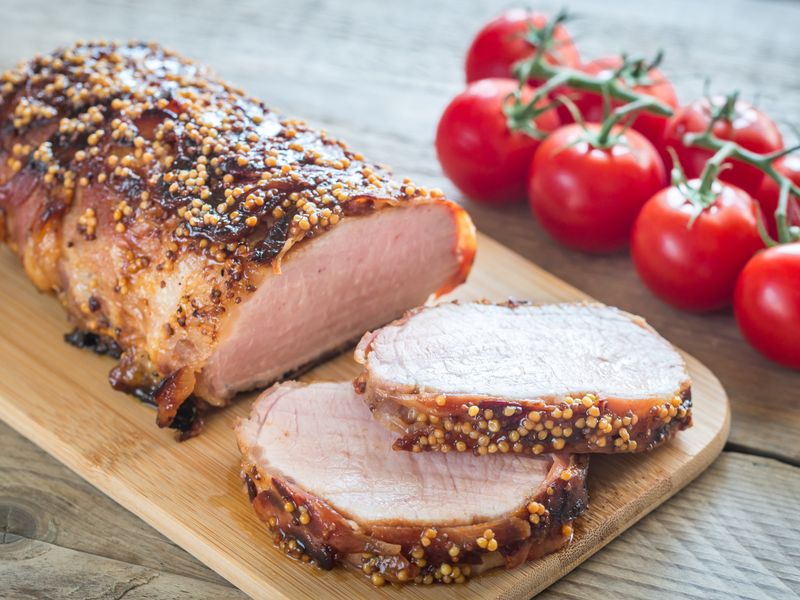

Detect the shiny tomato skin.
xmin=734 ymin=244 xmax=800 ymax=368
xmin=465 ymin=10 xmax=580 ymax=83
xmin=754 ymin=154 xmax=800 ymax=239
xmin=528 ymin=123 xmax=666 ymax=252
xmin=561 ymin=57 xmax=678 ymax=163
xmin=663 ymin=97 xmax=783 ymax=197
xmin=631 ymin=183 xmax=764 ymax=311
xmin=436 ymin=78 xmax=559 ymax=204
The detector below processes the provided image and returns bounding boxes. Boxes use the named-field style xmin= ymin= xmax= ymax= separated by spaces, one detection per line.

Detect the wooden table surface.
xmin=1 ymin=0 xmax=798 ymax=598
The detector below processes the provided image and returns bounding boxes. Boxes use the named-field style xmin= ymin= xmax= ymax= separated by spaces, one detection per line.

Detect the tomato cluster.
xmin=435 ymin=10 xmax=800 ymax=368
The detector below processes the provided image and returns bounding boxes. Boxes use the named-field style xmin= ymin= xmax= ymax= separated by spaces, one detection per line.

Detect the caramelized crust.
xmin=239 ymin=455 xmax=587 ymax=586
xmin=0 ymin=42 xmax=475 ymax=434
xmin=355 ymin=379 xmax=692 ymax=455
xmin=354 ymin=301 xmax=692 ymax=455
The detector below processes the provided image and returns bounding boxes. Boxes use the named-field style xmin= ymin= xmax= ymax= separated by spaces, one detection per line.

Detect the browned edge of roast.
xmin=237 ymin=452 xmax=588 ymax=586
xmin=353 ymin=300 xmax=693 ymax=456
xmin=0 ymin=42 xmax=478 ymax=442
xmin=354 ymin=378 xmax=692 ymax=456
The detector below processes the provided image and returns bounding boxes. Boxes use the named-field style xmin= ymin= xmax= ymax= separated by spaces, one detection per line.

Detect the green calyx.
xmin=682 ymin=101 xmax=800 ymax=245
xmin=503 ymin=11 xmax=799 ymax=245
xmin=615 ymin=52 xmax=664 ymax=89
xmin=707 ymin=90 xmax=739 ymax=125
xmin=668 ymin=145 xmax=734 ymax=229
xmin=505 ymin=10 xmax=672 ymax=140
xmin=556 ymin=93 xmax=660 ymax=150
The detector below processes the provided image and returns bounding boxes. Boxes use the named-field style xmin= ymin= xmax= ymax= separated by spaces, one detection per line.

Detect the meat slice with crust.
xmin=0 ymin=42 xmax=475 ymax=436
xmin=354 ymin=301 xmax=692 ymax=455
xmin=236 ymin=381 xmax=587 ymax=586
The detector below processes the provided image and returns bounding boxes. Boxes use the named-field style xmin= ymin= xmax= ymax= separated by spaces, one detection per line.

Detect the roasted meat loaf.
xmin=236 ymin=382 xmax=587 ymax=586
xmin=354 ymin=301 xmax=692 ymax=455
xmin=0 ymin=42 xmax=475 ymax=435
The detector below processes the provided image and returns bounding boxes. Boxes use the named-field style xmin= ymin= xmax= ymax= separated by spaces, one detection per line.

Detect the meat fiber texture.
xmin=236 ymin=382 xmax=587 ymax=586
xmin=354 ymin=301 xmax=692 ymax=455
xmin=0 ymin=42 xmax=475 ymax=435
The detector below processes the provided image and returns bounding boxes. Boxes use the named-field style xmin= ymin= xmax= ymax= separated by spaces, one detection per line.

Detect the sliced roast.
xmin=0 ymin=42 xmax=475 ymax=436
xmin=236 ymin=381 xmax=587 ymax=586
xmin=354 ymin=301 xmax=692 ymax=455
xmin=195 ymin=201 xmax=472 ymax=403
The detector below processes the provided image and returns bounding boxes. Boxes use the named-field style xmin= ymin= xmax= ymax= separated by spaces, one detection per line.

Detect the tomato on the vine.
xmin=754 ymin=154 xmax=800 ymax=239
xmin=663 ymin=97 xmax=783 ymax=197
xmin=436 ymin=78 xmax=559 ymax=204
xmin=465 ymin=10 xmax=580 ymax=84
xmin=560 ymin=56 xmax=678 ymax=163
xmin=631 ymin=182 xmax=764 ymax=311
xmin=734 ymin=243 xmax=800 ymax=368
xmin=528 ymin=123 xmax=665 ymax=252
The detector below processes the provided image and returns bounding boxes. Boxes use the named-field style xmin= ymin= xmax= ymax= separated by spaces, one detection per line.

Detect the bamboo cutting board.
xmin=0 ymin=232 xmax=729 ymax=600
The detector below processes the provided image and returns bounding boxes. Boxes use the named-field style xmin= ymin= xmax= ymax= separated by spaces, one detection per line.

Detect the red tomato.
xmin=528 ymin=123 xmax=665 ymax=252
xmin=631 ymin=182 xmax=763 ymax=311
xmin=436 ymin=78 xmax=559 ymax=204
xmin=735 ymin=243 xmax=800 ymax=368
xmin=663 ymin=97 xmax=783 ymax=197
xmin=560 ymin=57 xmax=678 ymax=164
xmin=465 ymin=10 xmax=580 ymax=83
xmin=754 ymin=154 xmax=800 ymax=239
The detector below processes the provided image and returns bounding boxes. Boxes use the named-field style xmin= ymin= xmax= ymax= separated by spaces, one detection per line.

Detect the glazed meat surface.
xmin=236 ymin=382 xmax=587 ymax=586
xmin=0 ymin=42 xmax=475 ymax=434
xmin=354 ymin=302 xmax=692 ymax=455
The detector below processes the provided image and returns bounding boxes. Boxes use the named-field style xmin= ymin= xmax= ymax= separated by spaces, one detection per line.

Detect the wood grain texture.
xmin=540 ymin=452 xmax=800 ymax=600
xmin=0 ymin=0 xmax=798 ymax=598
xmin=1 ymin=537 xmax=241 ymax=600
xmin=0 ymin=420 xmax=237 ymax=588
xmin=0 ymin=232 xmax=729 ymax=600
xmin=4 ymin=420 xmax=797 ymax=600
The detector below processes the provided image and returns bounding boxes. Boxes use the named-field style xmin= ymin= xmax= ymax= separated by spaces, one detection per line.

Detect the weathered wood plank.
xmin=540 ymin=452 xmax=800 ymax=600
xmin=0 ymin=421 xmax=233 ymax=588
xmin=1 ymin=536 xmax=245 ymax=600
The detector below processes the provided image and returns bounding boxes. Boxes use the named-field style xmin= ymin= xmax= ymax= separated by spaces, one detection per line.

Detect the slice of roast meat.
xmin=354 ymin=301 xmax=692 ymax=455
xmin=0 ymin=42 xmax=475 ymax=436
xmin=236 ymin=382 xmax=587 ymax=586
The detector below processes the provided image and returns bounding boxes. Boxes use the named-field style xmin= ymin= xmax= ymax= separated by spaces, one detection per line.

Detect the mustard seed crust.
xmin=0 ymin=42 xmax=475 ymax=436
xmin=239 ymin=454 xmax=587 ymax=586
xmin=354 ymin=300 xmax=693 ymax=455
xmin=356 ymin=380 xmax=692 ymax=456
xmin=0 ymin=41 xmax=440 ymax=262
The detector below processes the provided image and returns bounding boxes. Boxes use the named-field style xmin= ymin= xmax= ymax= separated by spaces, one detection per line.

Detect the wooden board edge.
xmin=0 ymin=230 xmax=734 ymax=600
xmin=0 ymin=398 xmax=267 ymax=599
xmin=513 ymin=360 xmax=732 ymax=600
xmin=0 ymin=353 xmax=731 ymax=600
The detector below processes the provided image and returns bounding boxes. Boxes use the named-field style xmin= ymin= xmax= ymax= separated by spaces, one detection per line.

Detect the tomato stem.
xmin=765 ymin=143 xmax=800 ymax=163
xmin=667 ymin=145 xmax=732 ymax=229
xmin=504 ymin=70 xmax=571 ymax=139
xmin=683 ymin=129 xmax=800 ymax=243
xmin=594 ymin=97 xmax=663 ymax=147
xmin=777 ymin=178 xmax=793 ymax=244
xmin=710 ymin=90 xmax=739 ymax=126
xmin=617 ymin=52 xmax=665 ymax=89
xmin=510 ymin=58 xmax=674 ymax=126
xmin=508 ymin=15 xmax=674 ymax=136
xmin=698 ymin=142 xmax=736 ymax=197
xmin=507 ymin=13 xmax=672 ymax=138
xmin=755 ymin=206 xmax=779 ymax=248
xmin=507 ymin=14 xmax=800 ymax=244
